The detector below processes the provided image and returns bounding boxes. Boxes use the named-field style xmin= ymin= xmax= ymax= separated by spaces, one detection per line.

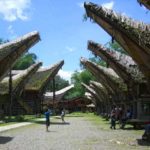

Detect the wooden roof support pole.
xmin=53 ymin=78 xmax=56 ymax=112
xmin=9 ymin=69 xmax=12 ymax=116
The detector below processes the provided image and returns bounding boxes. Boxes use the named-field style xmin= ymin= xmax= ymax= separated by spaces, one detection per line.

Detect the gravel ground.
xmin=0 ymin=116 xmax=150 ymax=150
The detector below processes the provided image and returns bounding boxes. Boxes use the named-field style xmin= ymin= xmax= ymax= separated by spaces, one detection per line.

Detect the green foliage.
xmin=64 ymin=70 xmax=95 ymax=99
xmin=46 ymin=75 xmax=69 ymax=91
xmin=15 ymin=115 xmax=25 ymax=122
xmin=0 ymin=38 xmax=8 ymax=44
xmin=83 ymin=13 xmax=88 ymax=22
xmin=0 ymin=38 xmax=3 ymax=44
xmin=89 ymin=57 xmax=107 ymax=67
xmin=13 ymin=53 xmax=37 ymax=70
xmin=107 ymin=40 xmax=127 ymax=55
xmin=88 ymin=40 xmax=127 ymax=68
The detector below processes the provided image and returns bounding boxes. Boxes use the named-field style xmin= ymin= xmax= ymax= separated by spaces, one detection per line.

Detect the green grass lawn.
xmin=0 ymin=115 xmax=44 ymax=127
xmin=68 ymin=112 xmax=144 ymax=132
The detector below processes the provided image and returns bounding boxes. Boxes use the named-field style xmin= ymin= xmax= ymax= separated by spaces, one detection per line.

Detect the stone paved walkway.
xmin=0 ymin=116 xmax=149 ymax=150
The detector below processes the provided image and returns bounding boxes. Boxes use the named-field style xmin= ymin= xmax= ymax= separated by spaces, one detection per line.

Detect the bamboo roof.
xmin=89 ymin=84 xmax=106 ymax=102
xmin=81 ymin=58 xmax=113 ymax=94
xmin=84 ymin=2 xmax=150 ymax=81
xmin=85 ymin=92 xmax=96 ymax=105
xmin=0 ymin=31 xmax=40 ymax=81
xmin=138 ymin=0 xmax=150 ymax=10
xmin=90 ymin=81 xmax=108 ymax=101
xmin=44 ymin=84 xmax=74 ymax=102
xmin=81 ymin=57 xmax=127 ymax=94
xmin=86 ymin=103 xmax=95 ymax=108
xmin=25 ymin=60 xmax=64 ymax=93
xmin=0 ymin=62 xmax=42 ymax=102
xmin=88 ymin=40 xmax=145 ymax=84
xmin=82 ymin=82 xmax=102 ymax=102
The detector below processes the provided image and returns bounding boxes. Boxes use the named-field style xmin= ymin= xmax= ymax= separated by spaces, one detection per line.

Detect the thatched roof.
xmin=89 ymin=84 xmax=106 ymax=102
xmin=90 ymin=81 xmax=108 ymax=101
xmin=0 ymin=31 xmax=40 ymax=81
xmin=81 ymin=58 xmax=113 ymax=94
xmin=86 ymin=103 xmax=95 ymax=108
xmin=80 ymin=57 xmax=127 ymax=94
xmin=44 ymin=84 xmax=74 ymax=102
xmin=0 ymin=62 xmax=42 ymax=102
xmin=84 ymin=2 xmax=150 ymax=82
xmin=85 ymin=92 xmax=96 ymax=105
xmin=25 ymin=60 xmax=64 ymax=93
xmin=88 ymin=40 xmax=145 ymax=84
xmin=82 ymin=82 xmax=102 ymax=102
xmin=138 ymin=0 xmax=150 ymax=10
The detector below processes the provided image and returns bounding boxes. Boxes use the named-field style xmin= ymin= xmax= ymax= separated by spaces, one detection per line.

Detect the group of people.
xmin=44 ymin=107 xmax=66 ymax=132
xmin=110 ymin=107 xmax=132 ymax=129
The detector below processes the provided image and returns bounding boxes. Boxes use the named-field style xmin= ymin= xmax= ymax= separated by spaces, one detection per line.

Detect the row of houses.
xmin=0 ymin=31 xmax=64 ymax=116
xmin=81 ymin=1 xmax=150 ymax=120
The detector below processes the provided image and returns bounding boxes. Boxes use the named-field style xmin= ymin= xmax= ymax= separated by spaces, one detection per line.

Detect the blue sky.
xmin=0 ymin=0 xmax=150 ymax=81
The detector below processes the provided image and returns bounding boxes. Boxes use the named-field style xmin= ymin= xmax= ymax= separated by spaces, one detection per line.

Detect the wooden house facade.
xmin=83 ymin=2 xmax=150 ymax=120
xmin=22 ymin=60 xmax=64 ymax=114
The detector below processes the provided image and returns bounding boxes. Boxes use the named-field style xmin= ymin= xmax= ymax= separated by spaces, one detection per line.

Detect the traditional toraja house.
xmin=80 ymin=58 xmax=144 ymax=116
xmin=84 ymin=2 xmax=150 ymax=120
xmin=82 ymin=82 xmax=103 ymax=114
xmin=81 ymin=58 xmax=114 ymax=96
xmin=81 ymin=57 xmax=122 ymax=109
xmin=44 ymin=85 xmax=89 ymax=113
xmin=84 ymin=2 xmax=150 ymax=91
xmin=90 ymin=81 xmax=108 ymax=103
xmin=22 ymin=60 xmax=64 ymax=114
xmin=138 ymin=0 xmax=150 ymax=10
xmin=59 ymin=97 xmax=88 ymax=112
xmin=0 ymin=62 xmax=42 ymax=115
xmin=80 ymin=57 xmax=127 ymax=96
xmin=90 ymin=81 xmax=110 ymax=113
xmin=82 ymin=82 xmax=101 ymax=102
xmin=85 ymin=92 xmax=96 ymax=105
xmin=87 ymin=41 xmax=148 ymax=99
xmin=0 ymin=31 xmax=40 ymax=81
xmin=44 ymin=84 xmax=74 ymax=105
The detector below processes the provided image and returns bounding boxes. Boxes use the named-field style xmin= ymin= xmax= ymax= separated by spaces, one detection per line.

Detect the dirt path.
xmin=0 ymin=115 xmax=149 ymax=150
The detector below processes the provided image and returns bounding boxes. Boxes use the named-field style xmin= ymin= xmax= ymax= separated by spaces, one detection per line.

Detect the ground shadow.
xmin=137 ymin=139 xmax=150 ymax=146
xmin=122 ymin=127 xmax=134 ymax=130
xmin=31 ymin=120 xmax=70 ymax=126
xmin=46 ymin=130 xmax=57 ymax=133
xmin=0 ymin=136 xmax=13 ymax=144
xmin=29 ymin=120 xmax=45 ymax=124
xmin=51 ymin=122 xmax=70 ymax=125
xmin=65 ymin=115 xmax=84 ymax=117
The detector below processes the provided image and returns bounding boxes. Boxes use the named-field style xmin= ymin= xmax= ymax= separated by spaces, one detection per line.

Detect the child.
xmin=61 ymin=108 xmax=65 ymax=123
xmin=44 ymin=108 xmax=52 ymax=132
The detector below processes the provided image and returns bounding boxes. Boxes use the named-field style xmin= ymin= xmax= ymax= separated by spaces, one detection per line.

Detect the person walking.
xmin=61 ymin=108 xmax=65 ymax=123
xmin=110 ymin=108 xmax=116 ymax=129
xmin=44 ymin=107 xmax=52 ymax=132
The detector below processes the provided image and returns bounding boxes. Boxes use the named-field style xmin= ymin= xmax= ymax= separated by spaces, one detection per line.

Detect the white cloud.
xmin=66 ymin=46 xmax=75 ymax=52
xmin=7 ymin=25 xmax=17 ymax=39
xmin=77 ymin=2 xmax=84 ymax=8
xmin=102 ymin=1 xmax=114 ymax=9
xmin=8 ymin=25 xmax=14 ymax=34
xmin=58 ymin=70 xmax=73 ymax=82
xmin=0 ymin=0 xmax=31 ymax=21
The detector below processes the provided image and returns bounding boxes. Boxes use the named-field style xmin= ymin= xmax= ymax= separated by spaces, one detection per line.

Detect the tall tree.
xmin=13 ymin=53 xmax=37 ymax=70
xmin=107 ymin=40 xmax=127 ymax=55
xmin=46 ymin=75 xmax=69 ymax=91
xmin=64 ymin=70 xmax=95 ymax=99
